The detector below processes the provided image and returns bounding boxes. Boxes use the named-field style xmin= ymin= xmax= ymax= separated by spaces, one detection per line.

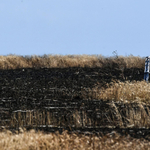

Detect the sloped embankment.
xmin=3 ymin=100 xmax=150 ymax=129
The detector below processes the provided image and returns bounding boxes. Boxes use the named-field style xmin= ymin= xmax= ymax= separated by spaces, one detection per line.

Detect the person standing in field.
xmin=144 ymin=56 xmax=150 ymax=82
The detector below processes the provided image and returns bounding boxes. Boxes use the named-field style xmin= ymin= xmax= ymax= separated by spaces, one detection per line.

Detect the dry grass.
xmin=0 ymin=129 xmax=149 ymax=150
xmin=81 ymin=80 xmax=150 ymax=103
xmin=0 ymin=54 xmax=145 ymax=69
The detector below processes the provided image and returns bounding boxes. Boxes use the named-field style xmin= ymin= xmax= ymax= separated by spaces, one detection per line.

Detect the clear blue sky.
xmin=0 ymin=0 xmax=150 ymax=57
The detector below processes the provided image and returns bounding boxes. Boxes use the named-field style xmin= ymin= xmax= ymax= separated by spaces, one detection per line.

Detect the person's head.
xmin=146 ymin=56 xmax=150 ymax=59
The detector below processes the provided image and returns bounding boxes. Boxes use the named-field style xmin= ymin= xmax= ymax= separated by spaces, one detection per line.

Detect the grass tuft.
xmin=81 ymin=80 xmax=150 ymax=103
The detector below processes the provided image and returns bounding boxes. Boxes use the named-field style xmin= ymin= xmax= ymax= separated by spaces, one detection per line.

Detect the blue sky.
xmin=0 ymin=0 xmax=150 ymax=57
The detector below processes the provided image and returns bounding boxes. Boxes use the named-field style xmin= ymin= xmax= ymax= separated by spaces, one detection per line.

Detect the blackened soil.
xmin=0 ymin=67 xmax=144 ymax=102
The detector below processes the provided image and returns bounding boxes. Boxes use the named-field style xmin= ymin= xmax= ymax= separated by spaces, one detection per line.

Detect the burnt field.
xmin=1 ymin=58 xmax=150 ymax=149
xmin=0 ymin=66 xmax=144 ymax=111
xmin=0 ymin=66 xmax=144 ymax=101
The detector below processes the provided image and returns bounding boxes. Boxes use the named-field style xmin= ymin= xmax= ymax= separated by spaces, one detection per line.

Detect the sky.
xmin=0 ymin=0 xmax=150 ymax=57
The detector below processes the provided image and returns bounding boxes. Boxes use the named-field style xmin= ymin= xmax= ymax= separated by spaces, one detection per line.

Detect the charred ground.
xmin=0 ymin=65 xmax=144 ymax=103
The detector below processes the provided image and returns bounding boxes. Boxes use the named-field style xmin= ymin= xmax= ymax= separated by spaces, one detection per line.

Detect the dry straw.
xmin=0 ymin=54 xmax=145 ymax=69
xmin=81 ymin=80 xmax=150 ymax=103
xmin=0 ymin=129 xmax=150 ymax=150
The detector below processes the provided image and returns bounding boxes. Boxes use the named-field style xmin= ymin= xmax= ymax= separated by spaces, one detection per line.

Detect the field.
xmin=0 ymin=54 xmax=150 ymax=149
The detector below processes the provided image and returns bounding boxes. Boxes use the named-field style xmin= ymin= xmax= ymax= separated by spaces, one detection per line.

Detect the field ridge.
xmin=0 ymin=54 xmax=145 ymax=69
